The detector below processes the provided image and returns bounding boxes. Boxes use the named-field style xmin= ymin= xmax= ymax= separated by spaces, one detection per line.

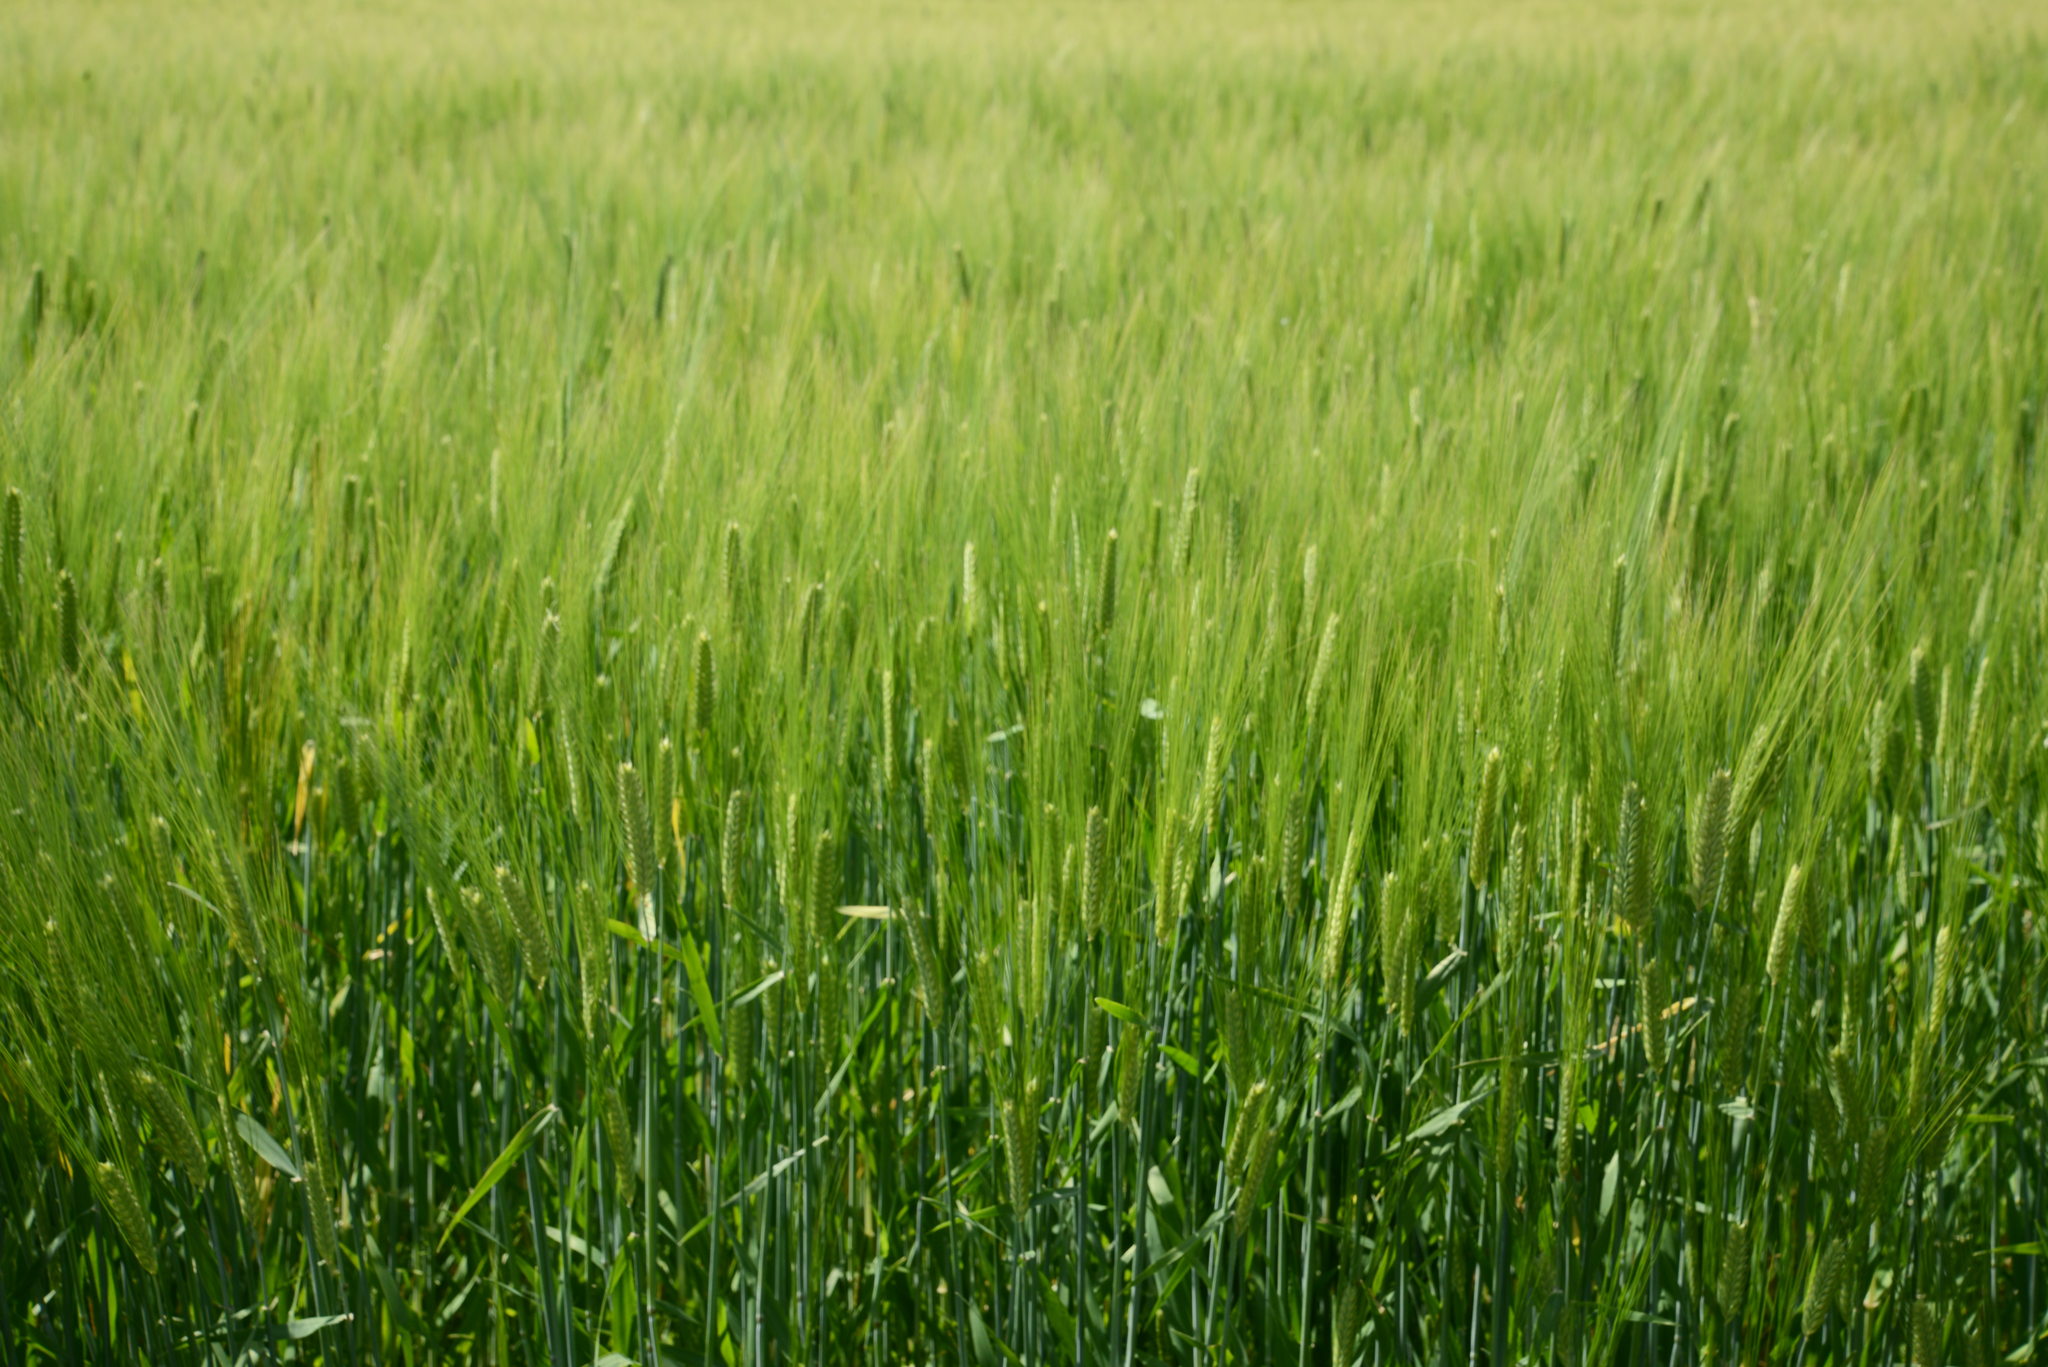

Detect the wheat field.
xmin=2 ymin=1 xmax=2046 ymax=1364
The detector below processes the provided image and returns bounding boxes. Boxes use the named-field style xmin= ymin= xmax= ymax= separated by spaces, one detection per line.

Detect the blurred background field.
xmin=2 ymin=1 xmax=2046 ymax=1364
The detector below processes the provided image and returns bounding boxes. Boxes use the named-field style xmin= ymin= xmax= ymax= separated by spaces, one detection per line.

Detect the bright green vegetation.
xmin=3 ymin=2 xmax=2047 ymax=1363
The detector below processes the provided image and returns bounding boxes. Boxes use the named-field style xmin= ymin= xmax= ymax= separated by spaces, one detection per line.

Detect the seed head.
xmin=721 ymin=521 xmax=743 ymax=628
xmin=1494 ymin=1042 xmax=1521 ymax=1181
xmin=1730 ymin=711 xmax=1792 ymax=846
xmin=1867 ymin=697 xmax=1894 ymax=797
xmin=559 ymin=722 xmax=582 ymax=827
xmin=1963 ymin=663 xmax=1991 ymax=799
xmin=1691 ymin=768 xmax=1732 ymax=915
xmin=1082 ymin=805 xmax=1107 ymax=939
xmin=575 ymin=880 xmax=608 ymax=1036
xmin=1719 ymin=980 xmax=1753 ymax=1095
xmin=1173 ymin=467 xmax=1202 ymax=573
xmin=799 ymin=580 xmax=825 ymax=674
xmin=619 ymin=762 xmax=656 ymax=914
xmin=1500 ymin=822 xmax=1529 ymax=962
xmin=138 ymin=1071 xmax=207 ymax=1188
xmin=1608 ymin=555 xmax=1628 ymax=677
xmin=809 ymin=826 xmax=840 ymax=953
xmin=1200 ymin=715 xmax=1226 ymax=836
xmin=1225 ymin=1078 xmax=1269 ymax=1183
xmin=879 ymin=668 xmax=899 ymax=792
xmin=496 ymin=864 xmax=549 ymax=984
xmin=219 ymin=1095 xmax=260 ymax=1224
xmin=1220 ymin=986 xmax=1252 ymax=1100
xmin=1802 ymin=1237 xmax=1851 ymax=1344
xmin=1470 ymin=746 xmax=1502 ymax=887
xmin=1234 ymin=1095 xmax=1284 ymax=1237
xmin=1555 ymin=1057 xmax=1579 ymax=1182
xmin=922 ymin=735 xmax=946 ymax=848
xmin=1718 ymin=1218 xmax=1750 ymax=1315
xmin=1767 ymin=863 xmax=1805 ymax=985
xmin=1931 ymin=924 xmax=1956 ymax=1033
xmin=1094 ymin=528 xmax=1119 ymax=637
xmin=2 ymin=486 xmax=22 ymax=601
xmin=1303 ymin=613 xmax=1340 ymax=728
xmin=1909 ymin=642 xmax=1937 ymax=757
xmin=57 ymin=568 xmax=80 ymax=675
xmin=462 ymin=885 xmax=516 ymax=1005
xmin=1279 ymin=786 xmax=1305 ymax=920
xmin=1617 ymin=782 xmax=1652 ymax=940
xmin=1379 ymin=871 xmax=1409 ymax=1029
xmin=1638 ymin=954 xmax=1667 ymax=1069
xmin=1826 ymin=1042 xmax=1865 ymax=1144
xmin=1911 ymin=1299 xmax=1940 ymax=1367
xmin=95 ymin=1161 xmax=158 ymax=1275
xmin=1001 ymin=1075 xmax=1043 ymax=1217
xmin=721 ymin=789 xmax=748 ymax=911
xmin=692 ymin=631 xmax=716 ymax=736
xmin=597 ymin=1072 xmax=635 ymax=1201
xmin=1320 ymin=826 xmax=1362 ymax=993
xmin=303 ymin=1154 xmax=340 ymax=1267
xmin=1857 ymin=1120 xmax=1889 ymax=1218
xmin=1155 ymin=810 xmax=1182 ymax=943
xmin=1332 ymin=1277 xmax=1363 ymax=1367
xmin=901 ymin=897 xmax=944 ymax=1024
xmin=1116 ymin=1020 xmax=1145 ymax=1132
xmin=961 ymin=541 xmax=979 ymax=634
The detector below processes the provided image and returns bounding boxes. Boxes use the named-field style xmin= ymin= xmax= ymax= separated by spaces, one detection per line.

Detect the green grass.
xmin=2 ymin=2 xmax=2047 ymax=1363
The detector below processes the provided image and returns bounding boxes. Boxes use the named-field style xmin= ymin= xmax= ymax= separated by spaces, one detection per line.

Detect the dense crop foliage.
xmin=3 ymin=3 xmax=2048 ymax=1364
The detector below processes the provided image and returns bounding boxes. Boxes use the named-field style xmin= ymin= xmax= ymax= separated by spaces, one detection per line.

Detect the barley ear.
xmin=1173 ymin=467 xmax=1201 ymax=574
xmin=901 ymin=897 xmax=944 ymax=1024
xmin=495 ymin=865 xmax=550 ymax=985
xmin=303 ymin=1153 xmax=341 ymax=1267
xmin=219 ymin=1095 xmax=261 ymax=1224
xmin=1500 ymin=821 xmax=1529 ymax=962
xmin=1638 ymin=953 xmax=1668 ymax=1069
xmin=1200 ymin=716 xmax=1226 ymax=838
xmin=1555 ymin=1056 xmax=1579 ymax=1182
xmin=1234 ymin=1094 xmax=1284 ymax=1237
xmin=1081 ymin=805 xmax=1107 ymax=940
xmin=1717 ymin=1218 xmax=1750 ymax=1315
xmin=1155 ymin=809 xmax=1182 ymax=943
xmin=1494 ymin=1041 xmax=1521 ymax=1181
xmin=1767 ymin=863 xmax=1805 ymax=985
xmin=619 ymin=762 xmax=656 ymax=925
xmin=961 ymin=541 xmax=979 ymax=634
xmin=94 ymin=1161 xmax=158 ymax=1275
xmin=1320 ymin=826 xmax=1362 ymax=993
xmin=1911 ymin=1298 xmax=1941 ymax=1367
xmin=692 ymin=630 xmax=716 ymax=736
xmin=0 ymin=486 xmax=22 ymax=653
xmin=58 ymin=566 xmax=83 ymax=675
xmin=721 ymin=520 xmax=743 ymax=629
xmin=1691 ymin=768 xmax=1732 ymax=915
xmin=721 ymin=788 xmax=749 ymax=911
xmin=1225 ymin=1078 xmax=1269 ymax=1184
xmin=879 ymin=668 xmax=899 ymax=792
xmin=138 ymin=1070 xmax=208 ymax=1187
xmin=1607 ymin=554 xmax=1628 ymax=677
xmin=1617 ymin=782 xmax=1652 ymax=940
xmin=1909 ymin=641 xmax=1937 ymax=758
xmin=1303 ymin=613 xmax=1340 ymax=728
xmin=1470 ymin=746 xmax=1502 ymax=888
xmin=597 ymin=1071 xmax=635 ymax=1201
xmin=1279 ymin=787 xmax=1305 ymax=920
xmin=1094 ymin=528 xmax=1119 ymax=637
xmin=1931 ymin=923 xmax=1956 ymax=1035
xmin=1116 ymin=1021 xmax=1145 ymax=1132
